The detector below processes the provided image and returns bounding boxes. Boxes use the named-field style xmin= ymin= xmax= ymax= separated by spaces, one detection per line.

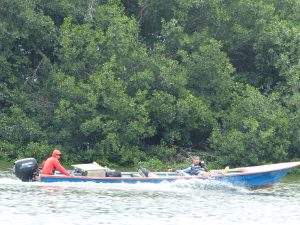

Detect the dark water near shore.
xmin=0 ymin=166 xmax=299 ymax=225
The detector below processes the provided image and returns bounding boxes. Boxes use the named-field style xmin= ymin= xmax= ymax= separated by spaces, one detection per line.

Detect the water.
xmin=0 ymin=170 xmax=300 ymax=225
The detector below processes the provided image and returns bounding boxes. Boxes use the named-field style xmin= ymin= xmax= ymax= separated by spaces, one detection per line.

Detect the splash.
xmin=1 ymin=170 xmax=249 ymax=194
xmin=169 ymin=178 xmax=249 ymax=193
xmin=21 ymin=178 xmax=250 ymax=194
xmin=0 ymin=177 xmax=21 ymax=185
xmin=0 ymin=171 xmax=21 ymax=185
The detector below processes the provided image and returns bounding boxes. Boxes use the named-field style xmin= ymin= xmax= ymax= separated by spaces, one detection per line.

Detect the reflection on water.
xmin=0 ymin=171 xmax=300 ymax=225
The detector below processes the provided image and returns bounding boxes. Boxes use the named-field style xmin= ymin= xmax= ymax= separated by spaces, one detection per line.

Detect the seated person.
xmin=176 ymin=156 xmax=208 ymax=176
xmin=41 ymin=149 xmax=72 ymax=176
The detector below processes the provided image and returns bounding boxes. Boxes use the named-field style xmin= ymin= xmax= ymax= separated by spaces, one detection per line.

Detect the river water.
xmin=0 ymin=170 xmax=299 ymax=225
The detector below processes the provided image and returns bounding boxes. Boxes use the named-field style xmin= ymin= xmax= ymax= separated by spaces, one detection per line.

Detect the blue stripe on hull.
xmin=214 ymin=168 xmax=290 ymax=189
xmin=39 ymin=168 xmax=291 ymax=189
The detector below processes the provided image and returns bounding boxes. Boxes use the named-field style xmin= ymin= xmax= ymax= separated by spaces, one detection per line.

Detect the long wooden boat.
xmin=13 ymin=159 xmax=300 ymax=190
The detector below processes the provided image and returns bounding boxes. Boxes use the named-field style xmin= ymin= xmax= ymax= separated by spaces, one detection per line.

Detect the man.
xmin=41 ymin=149 xmax=72 ymax=176
xmin=176 ymin=156 xmax=208 ymax=176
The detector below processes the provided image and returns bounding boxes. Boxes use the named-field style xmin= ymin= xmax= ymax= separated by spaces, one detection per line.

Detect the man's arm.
xmin=182 ymin=167 xmax=192 ymax=173
xmin=53 ymin=159 xmax=71 ymax=176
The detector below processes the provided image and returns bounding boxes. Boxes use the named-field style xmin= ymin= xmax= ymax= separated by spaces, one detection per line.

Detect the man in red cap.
xmin=41 ymin=149 xmax=72 ymax=176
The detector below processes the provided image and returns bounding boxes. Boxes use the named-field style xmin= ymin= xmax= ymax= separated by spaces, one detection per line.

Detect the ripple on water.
xmin=0 ymin=174 xmax=300 ymax=225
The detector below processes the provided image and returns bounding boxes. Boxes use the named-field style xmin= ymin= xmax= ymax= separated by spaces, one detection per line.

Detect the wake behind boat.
xmin=13 ymin=159 xmax=300 ymax=190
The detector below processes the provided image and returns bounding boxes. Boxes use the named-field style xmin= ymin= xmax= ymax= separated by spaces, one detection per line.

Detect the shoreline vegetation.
xmin=1 ymin=0 xmax=300 ymax=169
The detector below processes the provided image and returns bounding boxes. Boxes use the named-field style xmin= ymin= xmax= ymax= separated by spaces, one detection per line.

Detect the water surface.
xmin=0 ymin=170 xmax=299 ymax=225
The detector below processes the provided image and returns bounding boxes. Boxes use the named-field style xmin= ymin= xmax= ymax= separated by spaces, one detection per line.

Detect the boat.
xmin=13 ymin=158 xmax=300 ymax=190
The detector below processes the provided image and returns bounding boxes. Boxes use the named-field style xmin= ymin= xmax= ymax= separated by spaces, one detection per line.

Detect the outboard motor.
xmin=13 ymin=158 xmax=39 ymax=182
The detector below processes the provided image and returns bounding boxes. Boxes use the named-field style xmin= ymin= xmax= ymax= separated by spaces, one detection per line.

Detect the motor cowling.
xmin=13 ymin=158 xmax=39 ymax=182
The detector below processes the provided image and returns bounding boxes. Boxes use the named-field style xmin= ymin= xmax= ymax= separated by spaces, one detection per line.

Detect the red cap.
xmin=52 ymin=149 xmax=62 ymax=157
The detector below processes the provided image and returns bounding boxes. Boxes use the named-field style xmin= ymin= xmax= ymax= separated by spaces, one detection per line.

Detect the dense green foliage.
xmin=1 ymin=0 xmax=299 ymax=168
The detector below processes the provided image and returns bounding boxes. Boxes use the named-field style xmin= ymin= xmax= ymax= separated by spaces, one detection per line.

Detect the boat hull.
xmin=38 ymin=161 xmax=300 ymax=190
